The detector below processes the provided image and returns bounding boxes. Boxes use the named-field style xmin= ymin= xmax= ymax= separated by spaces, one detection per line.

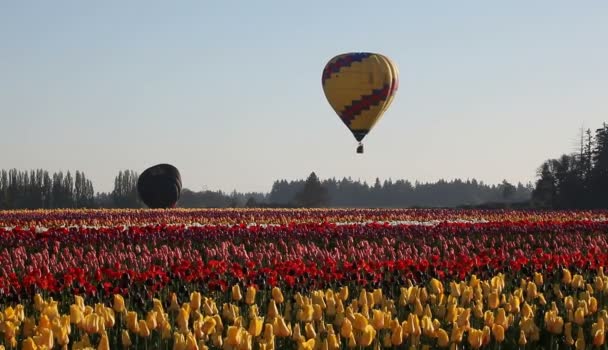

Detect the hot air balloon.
xmin=137 ymin=164 xmax=182 ymax=208
xmin=322 ymin=52 xmax=399 ymax=153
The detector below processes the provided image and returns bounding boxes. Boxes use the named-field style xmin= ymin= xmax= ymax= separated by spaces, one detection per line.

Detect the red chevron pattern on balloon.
xmin=339 ymin=84 xmax=391 ymax=125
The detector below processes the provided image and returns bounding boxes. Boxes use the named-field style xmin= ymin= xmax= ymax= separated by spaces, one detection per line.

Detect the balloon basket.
xmin=356 ymin=143 xmax=364 ymax=154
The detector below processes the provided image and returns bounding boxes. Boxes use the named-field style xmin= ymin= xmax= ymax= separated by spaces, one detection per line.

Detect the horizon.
xmin=1 ymin=1 xmax=607 ymax=193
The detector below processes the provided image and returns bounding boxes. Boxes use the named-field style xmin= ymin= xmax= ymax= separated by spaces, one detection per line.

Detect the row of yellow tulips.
xmin=1 ymin=268 xmax=608 ymax=349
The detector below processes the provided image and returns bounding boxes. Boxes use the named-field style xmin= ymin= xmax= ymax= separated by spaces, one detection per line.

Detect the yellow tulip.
xmin=563 ymin=269 xmax=572 ymax=285
xmin=211 ymin=332 xmax=223 ymax=348
xmin=589 ymin=296 xmax=598 ymax=314
xmin=312 ymin=304 xmax=323 ymax=321
xmin=391 ymin=323 xmax=403 ymax=345
xmin=484 ymin=310 xmax=494 ymax=327
xmin=495 ymin=308 xmax=507 ymax=329
xmin=574 ymin=307 xmax=585 ymax=325
xmin=572 ymin=274 xmax=584 ymax=289
xmin=186 ymin=292 xmax=200 ymax=313
xmin=298 ymin=304 xmax=313 ymax=322
xmin=167 ymin=293 xmax=180 ymax=313
xmin=161 ymin=320 xmax=172 ymax=340
xmin=143 ymin=310 xmax=157 ymax=331
xmin=244 ymin=285 xmax=256 ymax=305
xmin=226 ymin=326 xmax=242 ymax=346
xmin=34 ymin=327 xmax=53 ymax=349
xmin=538 ymin=293 xmax=547 ymax=306
xmin=292 ymin=324 xmax=305 ymax=343
xmin=594 ymin=328 xmax=605 ymax=347
xmin=347 ymin=333 xmax=357 ymax=348
xmin=275 ymin=316 xmax=291 ymax=337
xmin=327 ymin=332 xmax=339 ymax=349
xmin=98 ymin=331 xmax=110 ymax=350
xmin=487 ymin=291 xmax=499 ymax=309
xmin=421 ymin=315 xmax=435 ymax=337
xmin=456 ymin=308 xmax=471 ymax=330
xmin=22 ymin=317 xmax=36 ymax=338
xmin=298 ymin=338 xmax=316 ymax=350
xmin=70 ymin=304 xmax=84 ymax=325
xmin=272 ymin=287 xmax=284 ymax=303
xmin=436 ymin=328 xmax=450 ymax=347
xmin=113 ymin=294 xmax=125 ymax=314
xmin=430 ymin=278 xmax=444 ymax=295
xmin=200 ymin=316 xmax=215 ymax=335
xmin=534 ymin=272 xmax=544 ymax=286
xmin=340 ymin=318 xmax=353 ymax=338
xmin=126 ymin=311 xmax=139 ymax=333
xmin=304 ymin=322 xmax=316 ymax=340
xmin=34 ymin=294 xmax=45 ymax=311
xmin=231 ymin=285 xmax=242 ymax=301
xmin=450 ymin=325 xmax=464 ymax=343
xmin=481 ymin=325 xmax=491 ymax=346
xmin=520 ymin=302 xmax=533 ymax=320
xmin=518 ymin=330 xmax=527 ymax=346
xmin=351 ymin=313 xmax=367 ymax=331
xmin=138 ymin=319 xmax=151 ymax=337
xmin=121 ymin=330 xmax=132 ymax=347
xmin=263 ymin=323 xmax=274 ymax=344
xmin=371 ymin=309 xmax=384 ymax=330
xmin=358 ymin=324 xmax=376 ymax=347
xmin=510 ymin=295 xmax=521 ymax=314
xmin=467 ymin=328 xmax=483 ymax=349
xmin=339 ymin=286 xmax=348 ymax=301
xmin=22 ymin=338 xmax=37 ymax=350
xmin=492 ymin=324 xmax=505 ymax=342
xmin=576 ymin=327 xmax=585 ymax=350
xmin=173 ymin=333 xmax=187 ymax=350
xmin=373 ymin=288 xmax=383 ymax=304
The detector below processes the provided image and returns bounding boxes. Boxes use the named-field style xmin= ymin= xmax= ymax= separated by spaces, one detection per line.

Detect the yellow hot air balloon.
xmin=322 ymin=52 xmax=399 ymax=153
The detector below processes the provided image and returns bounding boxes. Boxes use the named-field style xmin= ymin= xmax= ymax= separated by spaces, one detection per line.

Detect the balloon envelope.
xmin=137 ymin=164 xmax=182 ymax=208
xmin=322 ymin=52 xmax=399 ymax=145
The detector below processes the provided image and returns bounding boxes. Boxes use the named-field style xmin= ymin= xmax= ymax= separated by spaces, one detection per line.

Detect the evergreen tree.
xmin=293 ymin=172 xmax=329 ymax=207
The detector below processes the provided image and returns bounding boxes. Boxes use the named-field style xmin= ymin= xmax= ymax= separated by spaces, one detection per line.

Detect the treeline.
xmin=0 ymin=166 xmax=532 ymax=209
xmin=531 ymin=123 xmax=608 ymax=209
xmin=0 ymin=169 xmax=95 ymax=209
xmin=268 ymin=175 xmax=532 ymax=208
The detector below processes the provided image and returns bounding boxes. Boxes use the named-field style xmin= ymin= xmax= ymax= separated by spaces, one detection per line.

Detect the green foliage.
xmin=532 ymin=122 xmax=608 ymax=209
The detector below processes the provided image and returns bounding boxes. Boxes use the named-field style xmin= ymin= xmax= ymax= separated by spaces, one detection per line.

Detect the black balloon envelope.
xmin=137 ymin=164 xmax=182 ymax=208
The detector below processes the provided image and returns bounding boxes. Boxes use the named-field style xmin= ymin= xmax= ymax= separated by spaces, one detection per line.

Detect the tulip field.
xmin=2 ymin=209 xmax=608 ymax=349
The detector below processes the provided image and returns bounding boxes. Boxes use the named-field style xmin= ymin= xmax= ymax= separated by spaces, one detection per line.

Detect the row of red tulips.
xmin=1 ymin=220 xmax=607 ymax=304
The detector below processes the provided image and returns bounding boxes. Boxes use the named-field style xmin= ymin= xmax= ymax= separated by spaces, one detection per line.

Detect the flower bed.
xmin=0 ymin=209 xmax=607 ymax=348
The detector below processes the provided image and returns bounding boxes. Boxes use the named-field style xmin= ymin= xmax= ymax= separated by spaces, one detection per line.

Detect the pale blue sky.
xmin=1 ymin=1 xmax=607 ymax=193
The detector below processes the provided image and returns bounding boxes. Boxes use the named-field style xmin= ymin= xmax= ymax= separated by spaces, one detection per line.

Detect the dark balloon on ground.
xmin=137 ymin=164 xmax=182 ymax=208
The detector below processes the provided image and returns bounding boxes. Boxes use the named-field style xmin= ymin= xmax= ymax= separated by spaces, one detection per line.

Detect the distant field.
xmin=0 ymin=208 xmax=606 ymax=349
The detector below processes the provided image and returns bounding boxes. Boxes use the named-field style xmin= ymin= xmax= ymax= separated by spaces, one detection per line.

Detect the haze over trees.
xmin=0 ymin=168 xmax=531 ymax=209
xmin=5 ymin=122 xmax=608 ymax=209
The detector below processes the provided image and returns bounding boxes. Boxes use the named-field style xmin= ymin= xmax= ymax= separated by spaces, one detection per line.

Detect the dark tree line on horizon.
xmin=531 ymin=123 xmax=608 ymax=209
xmin=265 ymin=174 xmax=531 ymax=208
xmin=0 ymin=169 xmax=95 ymax=209
xmin=0 ymin=168 xmax=532 ymax=209
xmin=3 ymin=122 xmax=608 ymax=210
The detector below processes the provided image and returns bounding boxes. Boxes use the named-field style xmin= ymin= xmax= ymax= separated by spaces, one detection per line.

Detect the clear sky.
xmin=1 ymin=1 xmax=607 ymax=194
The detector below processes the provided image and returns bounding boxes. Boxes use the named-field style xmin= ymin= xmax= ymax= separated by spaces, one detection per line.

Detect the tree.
xmin=500 ymin=180 xmax=516 ymax=201
xmin=531 ymin=162 xmax=557 ymax=208
xmin=111 ymin=170 xmax=141 ymax=208
xmin=590 ymin=124 xmax=608 ymax=208
xmin=293 ymin=172 xmax=329 ymax=207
